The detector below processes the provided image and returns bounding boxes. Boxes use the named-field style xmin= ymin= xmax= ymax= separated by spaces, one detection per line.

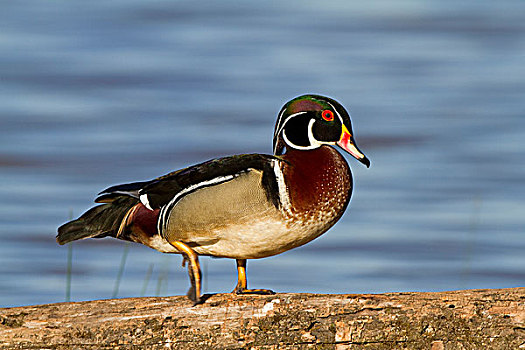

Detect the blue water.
xmin=1 ymin=1 xmax=524 ymax=307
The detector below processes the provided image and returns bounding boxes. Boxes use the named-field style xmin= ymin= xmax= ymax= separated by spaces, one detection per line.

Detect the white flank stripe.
xmin=272 ymin=159 xmax=292 ymax=216
xmin=158 ymin=174 xmax=237 ymax=236
xmin=139 ymin=194 xmax=153 ymax=210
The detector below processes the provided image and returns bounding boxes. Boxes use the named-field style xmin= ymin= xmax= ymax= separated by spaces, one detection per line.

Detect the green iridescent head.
xmin=272 ymin=94 xmax=370 ymax=167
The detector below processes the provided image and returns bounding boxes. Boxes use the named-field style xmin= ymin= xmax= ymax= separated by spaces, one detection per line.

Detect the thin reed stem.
xmin=65 ymin=243 xmax=73 ymax=302
xmin=140 ymin=263 xmax=154 ymax=297
xmin=112 ymin=242 xmax=130 ymax=298
xmin=65 ymin=209 xmax=73 ymax=302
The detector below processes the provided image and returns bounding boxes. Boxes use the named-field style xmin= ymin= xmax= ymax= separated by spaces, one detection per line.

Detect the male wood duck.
xmin=57 ymin=94 xmax=370 ymax=304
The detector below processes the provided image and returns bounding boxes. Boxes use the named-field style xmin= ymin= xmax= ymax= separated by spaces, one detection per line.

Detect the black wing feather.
xmin=96 ymin=180 xmax=151 ymax=203
xmin=141 ymin=154 xmax=282 ymax=209
xmin=94 ymin=154 xmax=283 ymax=209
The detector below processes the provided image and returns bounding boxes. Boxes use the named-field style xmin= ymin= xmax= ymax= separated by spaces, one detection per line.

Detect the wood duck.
xmin=57 ymin=94 xmax=370 ymax=304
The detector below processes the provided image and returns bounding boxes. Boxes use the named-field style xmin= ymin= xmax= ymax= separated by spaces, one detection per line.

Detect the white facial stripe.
xmin=276 ymin=101 xmax=350 ymax=152
xmin=158 ymin=174 xmax=237 ymax=236
xmin=274 ymin=111 xmax=308 ymax=153
xmin=282 ymin=131 xmax=319 ymax=150
xmin=282 ymin=115 xmax=339 ymax=150
xmin=325 ymin=100 xmax=346 ymax=125
xmin=282 ymin=119 xmax=319 ymax=150
xmin=307 ymin=119 xmax=323 ymax=148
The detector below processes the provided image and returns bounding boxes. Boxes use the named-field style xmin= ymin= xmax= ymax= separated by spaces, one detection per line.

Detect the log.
xmin=0 ymin=288 xmax=523 ymax=349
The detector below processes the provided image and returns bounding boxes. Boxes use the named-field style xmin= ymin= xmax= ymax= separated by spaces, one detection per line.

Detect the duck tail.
xmin=57 ymin=196 xmax=139 ymax=245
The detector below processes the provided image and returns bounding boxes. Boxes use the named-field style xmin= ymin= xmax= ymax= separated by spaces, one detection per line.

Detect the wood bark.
xmin=1 ymin=288 xmax=523 ymax=349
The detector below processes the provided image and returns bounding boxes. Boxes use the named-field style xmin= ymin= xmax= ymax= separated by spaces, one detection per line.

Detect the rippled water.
xmin=1 ymin=1 xmax=524 ymax=307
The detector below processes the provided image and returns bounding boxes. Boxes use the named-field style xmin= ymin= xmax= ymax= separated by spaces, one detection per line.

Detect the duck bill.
xmin=337 ymin=125 xmax=370 ymax=168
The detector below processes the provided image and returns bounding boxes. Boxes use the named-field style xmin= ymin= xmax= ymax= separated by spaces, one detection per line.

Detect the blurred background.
xmin=1 ymin=0 xmax=524 ymax=307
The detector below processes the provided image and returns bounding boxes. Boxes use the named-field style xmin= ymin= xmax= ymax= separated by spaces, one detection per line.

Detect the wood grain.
xmin=1 ymin=288 xmax=524 ymax=349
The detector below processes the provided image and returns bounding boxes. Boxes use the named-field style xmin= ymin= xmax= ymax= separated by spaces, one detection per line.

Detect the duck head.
xmin=273 ymin=94 xmax=370 ymax=168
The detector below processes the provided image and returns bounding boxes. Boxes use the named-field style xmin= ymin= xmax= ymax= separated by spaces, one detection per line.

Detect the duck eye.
xmin=322 ymin=110 xmax=334 ymax=122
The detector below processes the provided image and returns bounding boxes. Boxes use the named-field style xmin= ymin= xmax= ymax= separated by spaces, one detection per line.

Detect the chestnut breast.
xmin=281 ymin=145 xmax=353 ymax=224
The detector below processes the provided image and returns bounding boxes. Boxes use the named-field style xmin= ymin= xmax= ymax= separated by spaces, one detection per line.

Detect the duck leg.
xmin=233 ymin=259 xmax=275 ymax=295
xmin=170 ymin=241 xmax=202 ymax=304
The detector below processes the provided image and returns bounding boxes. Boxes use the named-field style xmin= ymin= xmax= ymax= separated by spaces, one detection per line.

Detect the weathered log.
xmin=0 ymin=288 xmax=523 ymax=349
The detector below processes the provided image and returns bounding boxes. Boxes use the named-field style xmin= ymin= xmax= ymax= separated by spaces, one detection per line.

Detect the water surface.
xmin=1 ymin=0 xmax=524 ymax=307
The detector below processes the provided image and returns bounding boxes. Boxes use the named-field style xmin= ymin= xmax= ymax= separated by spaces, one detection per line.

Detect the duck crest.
xmin=280 ymin=145 xmax=353 ymax=224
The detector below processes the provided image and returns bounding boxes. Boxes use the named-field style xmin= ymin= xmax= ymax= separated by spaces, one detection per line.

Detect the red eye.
xmin=322 ymin=110 xmax=334 ymax=121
